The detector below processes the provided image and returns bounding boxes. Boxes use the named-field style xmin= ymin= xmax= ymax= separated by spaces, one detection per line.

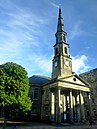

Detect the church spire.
xmin=57 ymin=7 xmax=64 ymax=32
xmin=52 ymin=8 xmax=72 ymax=79
xmin=55 ymin=7 xmax=67 ymax=44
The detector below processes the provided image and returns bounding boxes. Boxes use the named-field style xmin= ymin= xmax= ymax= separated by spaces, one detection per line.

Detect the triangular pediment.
xmin=58 ymin=74 xmax=90 ymax=88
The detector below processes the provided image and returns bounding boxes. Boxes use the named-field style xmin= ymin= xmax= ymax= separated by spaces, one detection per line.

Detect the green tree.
xmin=0 ymin=62 xmax=32 ymax=119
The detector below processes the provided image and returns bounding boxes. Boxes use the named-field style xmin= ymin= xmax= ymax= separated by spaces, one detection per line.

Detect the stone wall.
xmin=80 ymin=68 xmax=97 ymax=119
xmin=29 ymin=85 xmax=42 ymax=120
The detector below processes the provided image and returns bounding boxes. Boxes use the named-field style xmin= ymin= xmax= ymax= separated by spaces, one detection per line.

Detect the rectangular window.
xmin=33 ymin=88 xmax=39 ymax=100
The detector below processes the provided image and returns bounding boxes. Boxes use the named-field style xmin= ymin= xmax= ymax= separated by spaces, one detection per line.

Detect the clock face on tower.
xmin=64 ymin=60 xmax=69 ymax=67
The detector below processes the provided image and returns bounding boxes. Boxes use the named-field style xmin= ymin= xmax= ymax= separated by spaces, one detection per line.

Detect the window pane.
xmin=33 ymin=88 xmax=39 ymax=100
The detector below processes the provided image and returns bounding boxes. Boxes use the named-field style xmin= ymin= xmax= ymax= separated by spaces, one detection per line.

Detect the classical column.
xmin=69 ymin=89 xmax=73 ymax=122
xmin=63 ymin=95 xmax=66 ymax=121
xmin=73 ymin=95 xmax=76 ymax=121
xmin=55 ymin=87 xmax=61 ymax=124
xmin=88 ymin=92 xmax=92 ymax=117
xmin=76 ymin=91 xmax=81 ymax=122
xmin=73 ymin=95 xmax=76 ymax=107
xmin=63 ymin=95 xmax=66 ymax=112
xmin=79 ymin=91 xmax=85 ymax=122
xmin=51 ymin=91 xmax=55 ymax=121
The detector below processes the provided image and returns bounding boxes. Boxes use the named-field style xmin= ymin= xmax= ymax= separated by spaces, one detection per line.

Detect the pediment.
xmin=59 ymin=74 xmax=90 ymax=87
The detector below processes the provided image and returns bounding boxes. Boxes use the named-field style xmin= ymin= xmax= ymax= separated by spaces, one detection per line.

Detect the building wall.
xmin=80 ymin=68 xmax=97 ymax=119
xmin=29 ymin=85 xmax=42 ymax=120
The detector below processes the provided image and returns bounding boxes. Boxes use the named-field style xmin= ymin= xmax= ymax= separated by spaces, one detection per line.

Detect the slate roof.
xmin=29 ymin=75 xmax=51 ymax=86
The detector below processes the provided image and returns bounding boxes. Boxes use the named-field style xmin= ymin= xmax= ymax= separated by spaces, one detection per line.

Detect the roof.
xmin=80 ymin=68 xmax=97 ymax=76
xmin=29 ymin=75 xmax=51 ymax=86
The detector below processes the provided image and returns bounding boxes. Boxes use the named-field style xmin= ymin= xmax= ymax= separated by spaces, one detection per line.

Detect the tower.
xmin=52 ymin=8 xmax=72 ymax=79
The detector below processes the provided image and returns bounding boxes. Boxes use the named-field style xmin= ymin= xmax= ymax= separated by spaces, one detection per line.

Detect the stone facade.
xmin=80 ymin=68 xmax=97 ymax=120
xmin=29 ymin=75 xmax=51 ymax=120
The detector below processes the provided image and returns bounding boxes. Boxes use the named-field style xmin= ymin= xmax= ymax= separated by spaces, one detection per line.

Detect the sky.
xmin=0 ymin=0 xmax=97 ymax=77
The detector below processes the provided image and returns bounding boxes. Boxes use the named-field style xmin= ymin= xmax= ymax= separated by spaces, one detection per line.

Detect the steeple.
xmin=52 ymin=8 xmax=72 ymax=79
xmin=57 ymin=7 xmax=64 ymax=32
xmin=55 ymin=7 xmax=67 ymax=44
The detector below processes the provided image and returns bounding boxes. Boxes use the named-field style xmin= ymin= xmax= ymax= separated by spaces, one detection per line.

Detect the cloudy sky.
xmin=0 ymin=0 xmax=97 ymax=77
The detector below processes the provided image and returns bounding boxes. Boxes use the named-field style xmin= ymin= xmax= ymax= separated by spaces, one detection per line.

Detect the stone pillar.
xmin=63 ymin=95 xmax=66 ymax=113
xmin=79 ymin=91 xmax=85 ymax=122
xmin=73 ymin=95 xmax=76 ymax=107
xmin=55 ymin=87 xmax=61 ymax=124
xmin=88 ymin=92 xmax=92 ymax=117
xmin=73 ymin=95 xmax=76 ymax=121
xmin=63 ymin=95 xmax=66 ymax=121
xmin=76 ymin=91 xmax=81 ymax=122
xmin=51 ymin=92 xmax=55 ymax=121
xmin=69 ymin=89 xmax=73 ymax=122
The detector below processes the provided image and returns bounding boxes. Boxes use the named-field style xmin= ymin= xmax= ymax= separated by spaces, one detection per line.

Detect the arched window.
xmin=65 ymin=47 xmax=67 ymax=54
xmin=55 ymin=48 xmax=58 ymax=55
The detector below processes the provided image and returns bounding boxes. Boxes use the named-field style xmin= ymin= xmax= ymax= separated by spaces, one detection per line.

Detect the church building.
xmin=29 ymin=8 xmax=91 ymax=123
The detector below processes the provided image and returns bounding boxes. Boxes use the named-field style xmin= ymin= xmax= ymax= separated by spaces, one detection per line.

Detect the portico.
xmin=41 ymin=73 xmax=90 ymax=123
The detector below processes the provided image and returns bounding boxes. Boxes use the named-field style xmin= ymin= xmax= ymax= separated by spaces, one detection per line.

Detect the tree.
xmin=0 ymin=62 xmax=32 ymax=119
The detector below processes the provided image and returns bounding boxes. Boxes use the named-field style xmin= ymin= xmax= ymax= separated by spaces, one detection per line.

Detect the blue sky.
xmin=0 ymin=0 xmax=97 ymax=77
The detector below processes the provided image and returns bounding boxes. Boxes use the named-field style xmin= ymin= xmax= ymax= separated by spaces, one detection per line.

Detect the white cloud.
xmin=69 ymin=21 xmax=85 ymax=40
xmin=27 ymin=54 xmax=91 ymax=77
xmin=26 ymin=53 xmax=52 ymax=77
xmin=72 ymin=55 xmax=91 ymax=74
xmin=27 ymin=52 xmax=91 ymax=77
xmin=35 ymin=57 xmax=52 ymax=73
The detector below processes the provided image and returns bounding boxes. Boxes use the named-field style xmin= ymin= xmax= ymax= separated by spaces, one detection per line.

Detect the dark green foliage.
xmin=0 ymin=62 xmax=32 ymax=119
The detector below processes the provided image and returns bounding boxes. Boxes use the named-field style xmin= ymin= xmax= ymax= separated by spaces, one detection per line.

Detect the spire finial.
xmin=58 ymin=6 xmax=62 ymax=19
xmin=57 ymin=7 xmax=64 ymax=32
xmin=56 ymin=7 xmax=67 ymax=43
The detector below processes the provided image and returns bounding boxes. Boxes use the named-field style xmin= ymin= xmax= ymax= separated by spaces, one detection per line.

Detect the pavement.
xmin=0 ymin=125 xmax=97 ymax=129
xmin=0 ymin=123 xmax=97 ymax=129
xmin=0 ymin=120 xmax=97 ymax=129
